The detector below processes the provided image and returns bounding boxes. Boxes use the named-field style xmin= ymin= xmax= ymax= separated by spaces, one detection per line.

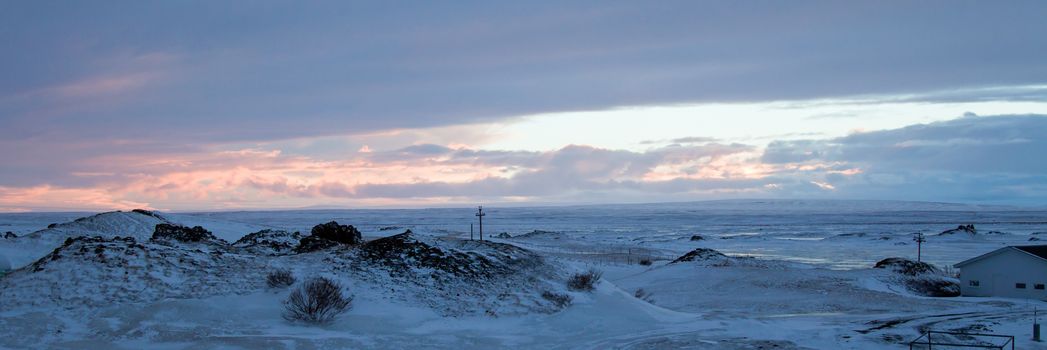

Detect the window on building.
xmin=969 ymin=280 xmax=980 ymax=287
xmin=1036 ymin=284 xmax=1045 ymax=290
xmin=1016 ymin=283 xmax=1027 ymax=289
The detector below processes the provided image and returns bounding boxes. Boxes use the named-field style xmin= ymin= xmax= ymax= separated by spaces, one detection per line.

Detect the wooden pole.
xmin=476 ymin=206 xmax=485 ymax=241
xmin=914 ymin=232 xmax=926 ymax=262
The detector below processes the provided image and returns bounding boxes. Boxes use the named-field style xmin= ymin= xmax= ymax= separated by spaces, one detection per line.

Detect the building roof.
xmin=1015 ymin=245 xmax=1047 ymax=260
xmin=954 ymin=245 xmax=1047 ymax=268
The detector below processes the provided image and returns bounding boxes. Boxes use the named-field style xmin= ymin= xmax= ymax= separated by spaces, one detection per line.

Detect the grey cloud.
xmin=3 ymin=1 xmax=1047 ymax=150
xmin=757 ymin=115 xmax=1047 ymax=204
xmin=763 ymin=115 xmax=1047 ymax=173
xmin=761 ymin=140 xmax=834 ymax=164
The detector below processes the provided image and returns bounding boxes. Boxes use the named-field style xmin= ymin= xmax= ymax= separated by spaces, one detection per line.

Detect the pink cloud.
xmin=0 ymin=139 xmax=860 ymax=211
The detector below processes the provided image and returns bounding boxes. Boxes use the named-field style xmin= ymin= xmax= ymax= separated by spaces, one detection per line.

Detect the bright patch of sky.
xmin=483 ymin=93 xmax=1047 ymax=152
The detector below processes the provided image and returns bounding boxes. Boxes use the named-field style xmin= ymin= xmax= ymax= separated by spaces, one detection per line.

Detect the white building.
xmin=954 ymin=245 xmax=1047 ymax=299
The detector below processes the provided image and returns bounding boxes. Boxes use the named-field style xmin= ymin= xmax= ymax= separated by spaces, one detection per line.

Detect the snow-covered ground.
xmin=1 ymin=199 xmax=1046 ymax=349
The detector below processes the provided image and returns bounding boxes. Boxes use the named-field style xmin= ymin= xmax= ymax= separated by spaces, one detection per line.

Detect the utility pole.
xmin=476 ymin=206 xmax=485 ymax=241
xmin=913 ymin=232 xmax=926 ymax=262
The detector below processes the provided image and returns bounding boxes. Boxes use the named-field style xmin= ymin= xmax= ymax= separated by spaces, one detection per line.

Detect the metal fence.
xmin=908 ymin=331 xmax=1014 ymax=350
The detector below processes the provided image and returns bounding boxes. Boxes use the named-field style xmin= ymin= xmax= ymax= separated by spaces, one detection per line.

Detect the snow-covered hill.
xmin=0 ymin=224 xmax=569 ymax=321
xmin=1 ymin=202 xmax=1046 ymax=349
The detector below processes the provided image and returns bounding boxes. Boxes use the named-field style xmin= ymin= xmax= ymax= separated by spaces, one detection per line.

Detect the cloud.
xmin=759 ymin=114 xmax=1047 ymax=204
xmin=0 ymin=140 xmax=761 ymax=211
xmin=765 ymin=114 xmax=1047 ymax=174
xmin=3 ymin=1 xmax=1047 ymax=150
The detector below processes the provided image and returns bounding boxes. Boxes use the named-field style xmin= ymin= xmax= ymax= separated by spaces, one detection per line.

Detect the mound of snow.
xmin=232 ymin=229 xmax=302 ymax=255
xmin=25 ymin=210 xmax=169 ymax=242
xmin=873 ymin=257 xmax=959 ymax=297
xmin=2 ymin=225 xmax=570 ymax=319
xmin=335 ymin=231 xmax=568 ymax=316
xmin=0 ymin=236 xmax=266 ymax=311
xmin=669 ymin=248 xmax=784 ymax=268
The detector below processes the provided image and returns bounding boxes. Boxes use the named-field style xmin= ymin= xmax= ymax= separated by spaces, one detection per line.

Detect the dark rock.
xmin=689 ymin=235 xmax=704 ymax=241
xmin=295 ymin=235 xmax=342 ymax=253
xmin=131 ymin=209 xmax=164 ymax=220
xmin=671 ymin=248 xmax=728 ymax=264
xmin=379 ymin=226 xmax=402 ymax=231
xmin=47 ymin=223 xmax=58 ymax=229
xmin=514 ymin=230 xmax=561 ymax=239
xmin=3 ymin=231 xmax=15 ymax=239
xmin=873 ymin=257 xmax=941 ymax=276
xmin=34 ymin=236 xmax=142 ymax=272
xmin=939 ymin=224 xmax=977 ymax=236
xmin=234 ymin=229 xmax=302 ymax=255
xmin=1032 ymin=237 xmax=1042 ymax=241
xmin=358 ymin=230 xmax=503 ymax=277
xmin=309 ymin=221 xmax=362 ymax=245
xmin=151 ymin=224 xmax=218 ymax=243
xmin=495 ymin=232 xmax=512 ymax=239
xmin=294 ymin=221 xmax=362 ymax=253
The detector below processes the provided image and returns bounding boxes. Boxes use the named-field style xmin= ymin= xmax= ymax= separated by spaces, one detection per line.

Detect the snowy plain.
xmin=1 ymin=199 xmax=1046 ymax=349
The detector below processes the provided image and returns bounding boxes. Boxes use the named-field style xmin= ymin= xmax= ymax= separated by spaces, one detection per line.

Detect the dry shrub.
xmin=567 ymin=268 xmax=603 ymax=292
xmin=267 ymin=269 xmax=296 ymax=288
xmin=283 ymin=276 xmax=352 ymax=324
xmin=541 ymin=291 xmax=572 ymax=308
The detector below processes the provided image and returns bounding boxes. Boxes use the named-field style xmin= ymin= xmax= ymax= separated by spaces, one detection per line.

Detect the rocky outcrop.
xmin=873 ymin=257 xmax=940 ymax=276
xmin=151 ymin=224 xmax=219 ymax=243
xmin=311 ymin=221 xmax=362 ymax=245
xmin=671 ymin=248 xmax=729 ymax=265
xmin=689 ymin=235 xmax=704 ymax=241
xmin=357 ymin=231 xmax=507 ymax=278
xmin=939 ymin=224 xmax=977 ymax=236
xmin=294 ymin=221 xmax=363 ymax=253
xmin=513 ymin=230 xmax=562 ymax=239
xmin=296 ymin=236 xmax=342 ymax=253
xmin=495 ymin=232 xmax=512 ymax=239
xmin=131 ymin=209 xmax=165 ymax=220
xmin=3 ymin=231 xmax=15 ymax=239
xmin=233 ymin=229 xmax=302 ymax=255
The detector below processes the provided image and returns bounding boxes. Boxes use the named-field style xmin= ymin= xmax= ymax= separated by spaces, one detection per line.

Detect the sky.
xmin=2 ymin=1 xmax=1047 ymax=211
